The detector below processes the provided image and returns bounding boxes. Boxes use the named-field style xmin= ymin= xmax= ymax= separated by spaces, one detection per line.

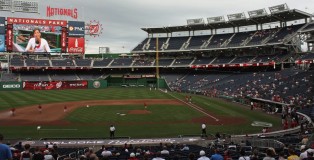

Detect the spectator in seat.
xmin=189 ymin=153 xmax=196 ymax=160
xmin=101 ymin=147 xmax=112 ymax=157
xmin=239 ymin=149 xmax=250 ymax=160
xmin=43 ymin=150 xmax=54 ymax=160
xmin=263 ymin=148 xmax=276 ymax=160
xmin=152 ymin=152 xmax=165 ymax=160
xmin=33 ymin=147 xmax=44 ymax=160
xmin=128 ymin=152 xmax=138 ymax=160
xmin=211 ymin=148 xmax=223 ymax=160
xmin=181 ymin=144 xmax=189 ymax=151
xmin=20 ymin=144 xmax=32 ymax=160
xmin=160 ymin=146 xmax=169 ymax=155
xmin=0 ymin=133 xmax=12 ymax=160
xmin=198 ymin=150 xmax=210 ymax=160
xmin=288 ymin=147 xmax=299 ymax=160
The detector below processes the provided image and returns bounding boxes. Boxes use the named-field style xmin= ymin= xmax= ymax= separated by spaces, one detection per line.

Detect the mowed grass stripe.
xmin=0 ymin=88 xmax=173 ymax=110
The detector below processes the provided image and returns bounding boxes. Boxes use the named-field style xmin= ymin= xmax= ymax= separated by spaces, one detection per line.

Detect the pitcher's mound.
xmin=128 ymin=110 xmax=151 ymax=115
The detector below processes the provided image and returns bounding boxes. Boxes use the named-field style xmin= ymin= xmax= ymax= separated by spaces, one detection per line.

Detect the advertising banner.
xmin=6 ymin=24 xmax=13 ymax=52
xmin=0 ymin=82 xmax=22 ymax=91
xmin=68 ymin=21 xmax=85 ymax=36
xmin=61 ymin=27 xmax=67 ymax=53
xmin=0 ymin=35 xmax=4 ymax=52
xmin=23 ymin=81 xmax=88 ymax=90
xmin=68 ymin=37 xmax=85 ymax=53
xmin=0 ymin=17 xmax=5 ymax=34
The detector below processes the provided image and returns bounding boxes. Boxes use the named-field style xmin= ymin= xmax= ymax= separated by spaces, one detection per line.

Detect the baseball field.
xmin=0 ymin=88 xmax=281 ymax=139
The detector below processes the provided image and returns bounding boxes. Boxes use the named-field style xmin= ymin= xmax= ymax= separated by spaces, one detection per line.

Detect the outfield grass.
xmin=0 ymin=88 xmax=281 ymax=139
xmin=0 ymin=88 xmax=171 ymax=110
xmin=66 ymin=104 xmax=201 ymax=123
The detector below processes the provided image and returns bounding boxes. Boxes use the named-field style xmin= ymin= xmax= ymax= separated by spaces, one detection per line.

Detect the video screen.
xmin=12 ymin=24 xmax=62 ymax=53
xmin=0 ymin=35 xmax=4 ymax=52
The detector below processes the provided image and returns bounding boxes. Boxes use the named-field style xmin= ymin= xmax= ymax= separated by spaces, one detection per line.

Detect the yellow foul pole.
xmin=156 ymin=37 xmax=160 ymax=88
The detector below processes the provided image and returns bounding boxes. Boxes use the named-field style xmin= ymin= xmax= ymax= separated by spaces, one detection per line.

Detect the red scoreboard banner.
xmin=68 ymin=37 xmax=85 ymax=53
xmin=6 ymin=24 xmax=13 ymax=52
xmin=7 ymin=17 xmax=67 ymax=26
xmin=23 ymin=81 xmax=88 ymax=90
xmin=61 ymin=27 xmax=67 ymax=53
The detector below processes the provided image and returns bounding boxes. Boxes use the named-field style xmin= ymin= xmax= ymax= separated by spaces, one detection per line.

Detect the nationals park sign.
xmin=20 ymin=137 xmax=203 ymax=147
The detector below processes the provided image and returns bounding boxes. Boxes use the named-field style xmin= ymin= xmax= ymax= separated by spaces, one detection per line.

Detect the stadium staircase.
xmin=180 ymin=37 xmax=192 ymax=50
xmin=200 ymin=35 xmax=213 ymax=49
xmin=209 ymin=57 xmax=217 ymax=64
xmin=283 ymin=24 xmax=309 ymax=45
xmin=189 ymin=58 xmax=196 ymax=66
xmin=262 ymin=28 xmax=282 ymax=44
xmin=228 ymin=57 xmax=237 ymax=64
xmin=72 ymin=59 xmax=77 ymax=67
xmin=107 ymin=59 xmax=115 ymax=67
xmin=222 ymin=33 xmax=236 ymax=47
xmin=48 ymin=60 xmax=52 ymax=67
xmin=130 ymin=60 xmax=135 ymax=67
xmin=240 ymin=33 xmax=255 ymax=46
xmin=23 ymin=60 xmax=26 ymax=67
xmin=242 ymin=31 xmax=259 ymax=46
xmin=75 ymin=73 xmax=80 ymax=80
xmin=48 ymin=74 xmax=52 ymax=81
xmin=169 ymin=59 xmax=176 ymax=67
xmin=143 ymin=38 xmax=151 ymax=50
xmin=90 ymin=60 xmax=95 ymax=67
xmin=161 ymin=37 xmax=170 ymax=50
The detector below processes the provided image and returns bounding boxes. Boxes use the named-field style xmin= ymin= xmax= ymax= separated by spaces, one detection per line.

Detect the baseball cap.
xmin=301 ymin=145 xmax=306 ymax=150
xmin=130 ymin=152 xmax=135 ymax=157
xmin=200 ymin=150 xmax=205 ymax=156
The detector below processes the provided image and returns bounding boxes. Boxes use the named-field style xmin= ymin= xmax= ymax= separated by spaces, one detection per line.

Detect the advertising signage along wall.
xmin=0 ymin=82 xmax=22 ymax=91
xmin=68 ymin=21 xmax=85 ymax=36
xmin=68 ymin=37 xmax=85 ymax=53
xmin=23 ymin=81 xmax=88 ymax=90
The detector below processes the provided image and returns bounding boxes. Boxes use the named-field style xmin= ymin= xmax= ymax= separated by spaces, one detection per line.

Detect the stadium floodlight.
xmin=13 ymin=0 xmax=38 ymax=13
xmin=227 ymin=12 xmax=246 ymax=21
xmin=207 ymin=16 xmax=225 ymax=24
xmin=248 ymin=8 xmax=268 ymax=18
xmin=187 ymin=18 xmax=205 ymax=26
xmin=269 ymin=3 xmax=289 ymax=14
xmin=0 ymin=0 xmax=12 ymax=11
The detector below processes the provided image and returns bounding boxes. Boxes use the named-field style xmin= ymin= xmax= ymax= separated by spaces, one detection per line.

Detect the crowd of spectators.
xmin=1 ymin=132 xmax=313 ymax=160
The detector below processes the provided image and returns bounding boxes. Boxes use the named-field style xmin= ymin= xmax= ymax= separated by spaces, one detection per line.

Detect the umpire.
xmin=109 ymin=125 xmax=115 ymax=139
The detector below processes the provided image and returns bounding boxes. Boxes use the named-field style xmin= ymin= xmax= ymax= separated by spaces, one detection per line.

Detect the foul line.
xmin=161 ymin=90 xmax=219 ymax=121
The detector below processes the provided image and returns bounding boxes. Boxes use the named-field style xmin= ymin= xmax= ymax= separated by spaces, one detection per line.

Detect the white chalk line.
xmin=161 ymin=90 xmax=219 ymax=121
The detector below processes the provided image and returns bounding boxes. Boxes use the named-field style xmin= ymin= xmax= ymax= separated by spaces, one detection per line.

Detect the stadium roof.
xmin=141 ymin=9 xmax=312 ymax=34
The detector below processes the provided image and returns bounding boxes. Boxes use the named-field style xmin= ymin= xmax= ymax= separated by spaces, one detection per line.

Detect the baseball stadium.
xmin=0 ymin=1 xmax=313 ymax=160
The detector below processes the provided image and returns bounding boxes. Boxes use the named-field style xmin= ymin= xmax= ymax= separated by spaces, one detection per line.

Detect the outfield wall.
xmin=0 ymin=80 xmax=108 ymax=91
xmin=0 ymin=78 xmax=167 ymax=90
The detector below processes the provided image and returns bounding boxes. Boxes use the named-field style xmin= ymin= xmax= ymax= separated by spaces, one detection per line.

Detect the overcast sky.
xmin=1 ymin=0 xmax=313 ymax=54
